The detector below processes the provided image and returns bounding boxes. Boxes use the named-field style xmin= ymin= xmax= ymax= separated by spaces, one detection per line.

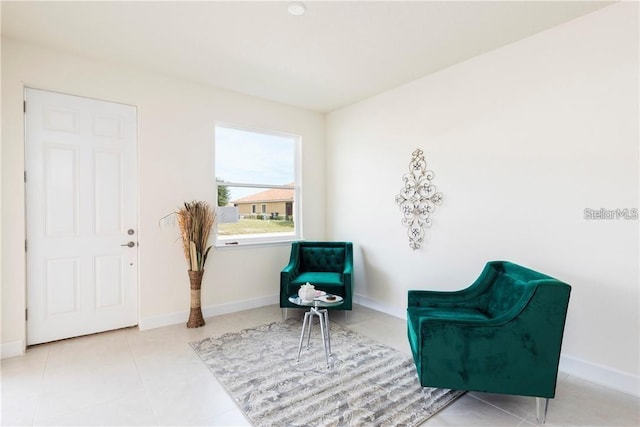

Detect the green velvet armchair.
xmin=407 ymin=261 xmax=571 ymax=423
xmin=280 ymin=241 xmax=353 ymax=314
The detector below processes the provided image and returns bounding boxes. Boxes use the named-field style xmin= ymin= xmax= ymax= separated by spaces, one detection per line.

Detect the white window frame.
xmin=214 ymin=122 xmax=302 ymax=247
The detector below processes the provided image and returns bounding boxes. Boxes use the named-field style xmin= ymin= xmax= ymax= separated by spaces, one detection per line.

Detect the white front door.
xmin=25 ymin=88 xmax=138 ymax=345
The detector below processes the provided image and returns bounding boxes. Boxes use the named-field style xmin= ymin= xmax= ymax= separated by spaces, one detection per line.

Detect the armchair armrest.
xmin=281 ymin=261 xmax=296 ymax=276
xmin=343 ymin=246 xmax=353 ymax=275
xmin=342 ymin=242 xmax=354 ymax=297
xmin=281 ymin=242 xmax=301 ymax=279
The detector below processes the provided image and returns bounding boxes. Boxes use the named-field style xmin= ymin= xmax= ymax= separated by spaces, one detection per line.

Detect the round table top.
xmin=288 ymin=294 xmax=344 ymax=308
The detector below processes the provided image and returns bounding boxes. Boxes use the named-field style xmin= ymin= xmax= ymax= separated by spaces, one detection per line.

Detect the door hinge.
xmin=23 ymin=100 xmax=26 ymax=113
xmin=25 ymin=309 xmax=28 ymax=321
xmin=25 ymin=240 xmax=27 ymax=251
xmin=24 ymin=171 xmax=27 ymax=183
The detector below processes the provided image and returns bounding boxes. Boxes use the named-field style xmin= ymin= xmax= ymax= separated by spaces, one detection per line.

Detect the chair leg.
xmin=282 ymin=308 xmax=288 ymax=321
xmin=536 ymin=397 xmax=549 ymax=424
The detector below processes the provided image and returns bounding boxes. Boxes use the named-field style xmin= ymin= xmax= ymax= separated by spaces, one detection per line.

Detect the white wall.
xmin=1 ymin=38 xmax=326 ymax=355
xmin=327 ymin=3 xmax=639 ymax=395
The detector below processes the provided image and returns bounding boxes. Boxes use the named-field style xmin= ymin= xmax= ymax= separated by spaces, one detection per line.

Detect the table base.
xmin=296 ymin=306 xmax=332 ymax=368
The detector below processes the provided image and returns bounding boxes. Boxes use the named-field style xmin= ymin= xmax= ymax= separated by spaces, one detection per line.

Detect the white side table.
xmin=288 ymin=295 xmax=344 ymax=368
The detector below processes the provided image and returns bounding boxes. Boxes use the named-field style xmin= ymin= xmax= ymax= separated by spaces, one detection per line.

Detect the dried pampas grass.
xmin=176 ymin=201 xmax=216 ymax=271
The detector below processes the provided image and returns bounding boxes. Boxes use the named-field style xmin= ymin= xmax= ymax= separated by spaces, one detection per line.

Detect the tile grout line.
xmin=468 ymin=393 xmax=531 ymax=424
xmin=126 ymin=330 xmax=161 ymax=427
xmin=31 ymin=345 xmax=52 ymax=426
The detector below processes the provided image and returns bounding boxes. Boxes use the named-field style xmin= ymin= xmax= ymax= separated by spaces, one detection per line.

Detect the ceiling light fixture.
xmin=288 ymin=2 xmax=306 ymax=16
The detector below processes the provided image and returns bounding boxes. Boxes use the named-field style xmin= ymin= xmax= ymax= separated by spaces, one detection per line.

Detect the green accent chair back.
xmin=407 ymin=261 xmax=571 ymax=420
xmin=280 ymin=241 xmax=353 ymax=311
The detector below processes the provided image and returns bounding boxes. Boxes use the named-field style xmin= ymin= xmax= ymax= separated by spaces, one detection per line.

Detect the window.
xmin=215 ymin=124 xmax=300 ymax=246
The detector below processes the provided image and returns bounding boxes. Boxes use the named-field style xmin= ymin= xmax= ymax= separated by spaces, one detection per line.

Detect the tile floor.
xmin=2 ymin=304 xmax=639 ymax=426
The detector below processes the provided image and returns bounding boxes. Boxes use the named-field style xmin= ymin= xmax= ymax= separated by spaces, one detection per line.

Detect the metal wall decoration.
xmin=394 ymin=148 xmax=443 ymax=250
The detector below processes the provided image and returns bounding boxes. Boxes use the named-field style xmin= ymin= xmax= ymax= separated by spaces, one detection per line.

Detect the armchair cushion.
xmin=291 ymin=272 xmax=344 ymax=287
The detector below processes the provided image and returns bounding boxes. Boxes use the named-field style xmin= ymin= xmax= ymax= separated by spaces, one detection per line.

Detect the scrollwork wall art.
xmin=394 ymin=148 xmax=443 ymax=250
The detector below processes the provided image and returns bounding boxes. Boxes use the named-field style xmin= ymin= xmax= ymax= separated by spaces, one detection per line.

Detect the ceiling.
xmin=1 ymin=1 xmax=614 ymax=113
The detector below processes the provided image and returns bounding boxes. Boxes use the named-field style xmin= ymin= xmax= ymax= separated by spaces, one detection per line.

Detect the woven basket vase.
xmin=187 ymin=270 xmax=205 ymax=328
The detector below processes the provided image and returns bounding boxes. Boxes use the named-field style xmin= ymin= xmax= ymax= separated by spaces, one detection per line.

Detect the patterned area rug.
xmin=190 ymin=320 xmax=464 ymax=427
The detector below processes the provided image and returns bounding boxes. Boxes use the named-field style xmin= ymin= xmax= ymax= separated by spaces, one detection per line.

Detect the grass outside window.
xmin=218 ymin=218 xmax=294 ymax=235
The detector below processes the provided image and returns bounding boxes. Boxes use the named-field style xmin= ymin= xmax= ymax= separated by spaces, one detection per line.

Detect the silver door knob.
xmin=121 ymin=241 xmax=136 ymax=248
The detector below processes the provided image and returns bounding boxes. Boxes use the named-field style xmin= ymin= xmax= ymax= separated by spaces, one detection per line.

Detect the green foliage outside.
xmin=217 ymin=182 xmax=231 ymax=207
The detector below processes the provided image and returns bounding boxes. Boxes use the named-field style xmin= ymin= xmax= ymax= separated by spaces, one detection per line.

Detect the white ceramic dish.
xmin=315 ymin=294 xmax=343 ymax=303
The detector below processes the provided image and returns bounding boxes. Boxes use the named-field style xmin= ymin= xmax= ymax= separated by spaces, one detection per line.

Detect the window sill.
xmin=214 ymin=232 xmax=300 ymax=249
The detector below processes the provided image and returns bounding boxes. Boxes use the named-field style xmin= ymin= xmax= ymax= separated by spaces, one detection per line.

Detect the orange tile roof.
xmin=232 ymin=187 xmax=294 ymax=204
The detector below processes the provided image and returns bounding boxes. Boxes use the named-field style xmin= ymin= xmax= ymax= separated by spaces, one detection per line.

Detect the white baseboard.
xmin=1 ymin=340 xmax=25 ymax=359
xmin=559 ymin=354 xmax=640 ymax=397
xmin=354 ymin=293 xmax=640 ymax=398
xmin=353 ymin=293 xmax=407 ymax=320
xmin=139 ymin=294 xmax=279 ymax=331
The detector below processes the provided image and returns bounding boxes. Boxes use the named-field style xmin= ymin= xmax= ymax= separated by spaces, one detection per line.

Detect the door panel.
xmin=94 ymin=150 xmax=123 ymax=234
xmin=46 ymin=257 xmax=80 ymax=316
xmin=95 ymin=255 xmax=123 ymax=309
xmin=45 ymin=145 xmax=79 ymax=236
xmin=26 ymin=88 xmax=138 ymax=345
